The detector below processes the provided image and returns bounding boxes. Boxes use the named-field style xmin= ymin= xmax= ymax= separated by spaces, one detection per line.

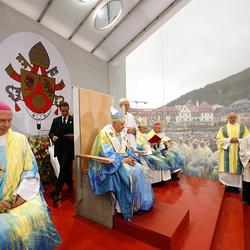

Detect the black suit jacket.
xmin=49 ymin=115 xmax=74 ymax=159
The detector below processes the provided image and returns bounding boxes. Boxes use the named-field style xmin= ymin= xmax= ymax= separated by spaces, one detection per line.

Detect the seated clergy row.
xmin=119 ymin=98 xmax=183 ymax=182
xmin=137 ymin=119 xmax=184 ymax=182
xmin=88 ymin=107 xmax=184 ymax=221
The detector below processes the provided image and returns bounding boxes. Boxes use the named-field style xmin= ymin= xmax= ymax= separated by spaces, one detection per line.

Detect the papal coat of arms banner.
xmin=0 ymin=32 xmax=72 ymax=135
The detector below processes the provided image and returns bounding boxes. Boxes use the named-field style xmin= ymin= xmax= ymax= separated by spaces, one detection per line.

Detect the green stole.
xmin=222 ymin=125 xmax=245 ymax=174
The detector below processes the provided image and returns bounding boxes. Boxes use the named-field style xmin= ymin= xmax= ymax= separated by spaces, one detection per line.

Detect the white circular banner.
xmin=0 ymin=32 xmax=72 ymax=136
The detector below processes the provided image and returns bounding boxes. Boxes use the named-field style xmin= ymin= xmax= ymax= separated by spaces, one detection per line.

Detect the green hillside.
xmin=167 ymin=68 xmax=250 ymax=106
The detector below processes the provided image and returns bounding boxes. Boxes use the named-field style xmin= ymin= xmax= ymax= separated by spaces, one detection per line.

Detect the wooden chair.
xmin=73 ymin=87 xmax=115 ymax=229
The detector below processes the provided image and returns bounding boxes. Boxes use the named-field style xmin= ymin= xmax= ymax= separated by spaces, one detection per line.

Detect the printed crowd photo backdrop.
xmin=0 ymin=32 xmax=72 ymax=135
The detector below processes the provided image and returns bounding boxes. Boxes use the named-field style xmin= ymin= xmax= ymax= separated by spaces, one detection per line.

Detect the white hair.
xmin=119 ymin=98 xmax=129 ymax=107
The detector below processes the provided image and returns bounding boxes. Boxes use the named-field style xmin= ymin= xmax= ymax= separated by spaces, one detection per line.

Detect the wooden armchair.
xmin=73 ymin=88 xmax=115 ymax=229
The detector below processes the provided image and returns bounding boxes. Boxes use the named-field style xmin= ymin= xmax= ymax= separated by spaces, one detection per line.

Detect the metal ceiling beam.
xmin=68 ymin=0 xmax=102 ymax=40
xmin=91 ymin=0 xmax=145 ymax=54
xmin=37 ymin=0 xmax=54 ymax=23
xmin=108 ymin=0 xmax=182 ymax=63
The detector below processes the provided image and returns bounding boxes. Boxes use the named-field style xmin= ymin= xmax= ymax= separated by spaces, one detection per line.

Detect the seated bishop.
xmin=0 ymin=101 xmax=61 ymax=249
xmin=160 ymin=136 xmax=184 ymax=180
xmin=88 ymin=108 xmax=154 ymax=221
xmin=146 ymin=121 xmax=172 ymax=182
xmin=136 ymin=117 xmax=171 ymax=171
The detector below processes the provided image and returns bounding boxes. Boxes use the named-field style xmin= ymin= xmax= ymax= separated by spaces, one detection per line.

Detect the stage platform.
xmin=114 ymin=176 xmax=225 ymax=250
xmin=44 ymin=174 xmax=249 ymax=250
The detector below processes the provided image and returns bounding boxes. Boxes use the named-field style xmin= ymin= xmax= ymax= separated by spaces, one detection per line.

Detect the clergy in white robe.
xmin=216 ymin=112 xmax=249 ymax=192
xmin=147 ymin=121 xmax=171 ymax=181
xmin=239 ymin=136 xmax=250 ymax=204
xmin=161 ymin=136 xmax=184 ymax=180
xmin=119 ymin=98 xmax=138 ymax=149
xmin=136 ymin=117 xmax=170 ymax=183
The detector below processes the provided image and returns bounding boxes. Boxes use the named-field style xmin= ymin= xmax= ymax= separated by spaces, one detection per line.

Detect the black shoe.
xmin=232 ymin=187 xmax=240 ymax=194
xmin=226 ymin=186 xmax=239 ymax=194
xmin=171 ymin=173 xmax=180 ymax=181
xmin=243 ymin=200 xmax=250 ymax=205
xmin=226 ymin=186 xmax=232 ymax=193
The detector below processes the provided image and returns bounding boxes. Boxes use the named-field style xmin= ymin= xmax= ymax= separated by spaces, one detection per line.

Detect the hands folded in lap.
xmin=0 ymin=195 xmax=26 ymax=213
xmin=123 ymin=156 xmax=137 ymax=166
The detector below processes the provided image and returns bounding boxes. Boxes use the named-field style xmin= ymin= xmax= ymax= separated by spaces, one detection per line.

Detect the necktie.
xmin=63 ymin=117 xmax=66 ymax=125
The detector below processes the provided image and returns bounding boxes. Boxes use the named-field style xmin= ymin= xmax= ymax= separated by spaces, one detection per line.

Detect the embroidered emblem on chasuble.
xmin=106 ymin=127 xmax=127 ymax=154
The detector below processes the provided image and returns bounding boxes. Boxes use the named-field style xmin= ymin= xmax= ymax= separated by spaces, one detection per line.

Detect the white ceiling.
xmin=1 ymin=0 xmax=188 ymax=62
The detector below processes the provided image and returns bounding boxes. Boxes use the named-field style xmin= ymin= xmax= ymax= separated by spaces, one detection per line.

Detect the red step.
xmin=115 ymin=199 xmax=190 ymax=250
xmin=115 ymin=176 xmax=226 ymax=250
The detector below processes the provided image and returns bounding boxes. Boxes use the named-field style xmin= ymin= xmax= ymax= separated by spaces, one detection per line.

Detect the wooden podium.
xmin=74 ymin=87 xmax=115 ymax=228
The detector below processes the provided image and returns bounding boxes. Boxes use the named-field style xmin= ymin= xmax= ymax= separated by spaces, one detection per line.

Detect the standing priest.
xmin=217 ymin=112 xmax=249 ymax=193
xmin=119 ymin=98 xmax=138 ymax=149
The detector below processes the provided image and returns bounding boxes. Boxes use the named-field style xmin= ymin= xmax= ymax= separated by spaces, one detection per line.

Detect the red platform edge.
xmin=209 ymin=186 xmax=225 ymax=249
xmin=244 ymin=205 xmax=250 ymax=250
xmin=114 ymin=204 xmax=190 ymax=250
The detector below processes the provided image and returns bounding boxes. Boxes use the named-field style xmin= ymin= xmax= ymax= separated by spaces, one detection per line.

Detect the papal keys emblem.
xmin=5 ymin=42 xmax=65 ymax=129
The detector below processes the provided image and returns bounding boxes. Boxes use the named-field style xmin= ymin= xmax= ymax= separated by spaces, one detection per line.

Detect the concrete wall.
xmin=108 ymin=58 xmax=127 ymax=108
xmin=0 ymin=1 xmax=109 ymax=94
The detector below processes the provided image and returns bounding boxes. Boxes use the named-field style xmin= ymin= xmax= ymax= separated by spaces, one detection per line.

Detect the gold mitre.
xmin=137 ymin=117 xmax=148 ymax=127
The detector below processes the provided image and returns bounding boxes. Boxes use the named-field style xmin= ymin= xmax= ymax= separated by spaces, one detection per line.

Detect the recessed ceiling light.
xmin=95 ymin=0 xmax=122 ymax=30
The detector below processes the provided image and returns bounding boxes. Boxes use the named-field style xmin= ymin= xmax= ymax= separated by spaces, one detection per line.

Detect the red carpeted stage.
xmin=45 ymin=175 xmax=249 ymax=250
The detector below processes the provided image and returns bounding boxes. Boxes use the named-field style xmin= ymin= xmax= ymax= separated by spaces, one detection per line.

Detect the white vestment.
xmin=124 ymin=112 xmax=137 ymax=149
xmin=218 ymin=138 xmax=242 ymax=188
xmin=239 ymin=136 xmax=250 ymax=182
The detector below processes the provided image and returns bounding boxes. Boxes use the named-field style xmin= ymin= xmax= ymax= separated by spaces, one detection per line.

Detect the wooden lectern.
xmin=74 ymin=87 xmax=115 ymax=228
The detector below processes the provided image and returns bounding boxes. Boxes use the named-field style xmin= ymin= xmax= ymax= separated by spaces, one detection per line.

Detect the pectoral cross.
xmin=109 ymin=132 xmax=114 ymax=137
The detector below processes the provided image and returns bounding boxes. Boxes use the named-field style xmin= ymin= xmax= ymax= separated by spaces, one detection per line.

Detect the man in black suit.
xmin=49 ymin=101 xmax=74 ymax=201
